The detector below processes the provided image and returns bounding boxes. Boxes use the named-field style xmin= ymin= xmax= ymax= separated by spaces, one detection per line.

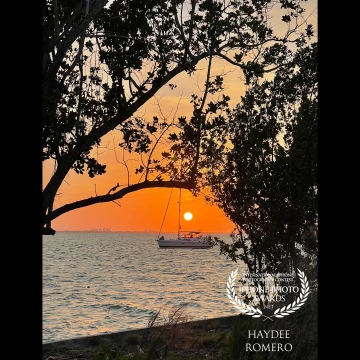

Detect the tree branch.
xmin=214 ymin=52 xmax=241 ymax=67
xmin=44 ymin=0 xmax=107 ymax=90
xmin=214 ymin=52 xmax=284 ymax=74
xmin=191 ymin=47 xmax=214 ymax=181
xmin=43 ymin=52 xmax=207 ymax=216
xmin=53 ymin=0 xmax=60 ymax=39
xmin=84 ymin=53 xmax=208 ymax=148
xmin=108 ymin=182 xmax=120 ymax=194
xmin=188 ymin=0 xmax=196 ymax=52
xmin=171 ymin=1 xmax=191 ymax=60
xmin=44 ymin=180 xmax=195 ymax=224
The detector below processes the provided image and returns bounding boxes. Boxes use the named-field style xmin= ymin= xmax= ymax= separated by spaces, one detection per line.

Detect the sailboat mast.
xmin=178 ymin=188 xmax=181 ymax=239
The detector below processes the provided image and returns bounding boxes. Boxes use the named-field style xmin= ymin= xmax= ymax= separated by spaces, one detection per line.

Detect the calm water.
xmin=43 ymin=232 xmax=245 ymax=343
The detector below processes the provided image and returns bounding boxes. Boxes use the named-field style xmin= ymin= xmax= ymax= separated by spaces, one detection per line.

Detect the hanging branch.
xmin=53 ymin=0 xmax=60 ymax=39
xmin=44 ymin=179 xmax=195 ymax=224
xmin=113 ymin=140 xmax=137 ymax=187
xmin=143 ymin=96 xmax=184 ymax=181
xmin=144 ymin=122 xmax=173 ymax=181
xmin=112 ymin=200 xmax=122 ymax=208
xmin=190 ymin=42 xmax=214 ymax=182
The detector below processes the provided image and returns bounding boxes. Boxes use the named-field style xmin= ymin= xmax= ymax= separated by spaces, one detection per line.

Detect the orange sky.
xmin=43 ymin=2 xmax=317 ymax=233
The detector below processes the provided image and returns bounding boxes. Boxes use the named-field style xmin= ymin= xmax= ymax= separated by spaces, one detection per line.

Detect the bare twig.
xmin=145 ymin=121 xmax=174 ymax=181
xmin=113 ymin=139 xmax=137 ymax=186
xmin=112 ymin=200 xmax=121 ymax=208
xmin=108 ymin=182 xmax=120 ymax=194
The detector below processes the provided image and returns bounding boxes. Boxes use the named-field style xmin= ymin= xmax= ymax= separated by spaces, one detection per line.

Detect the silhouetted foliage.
xmin=209 ymin=43 xmax=318 ymax=276
xmin=43 ymin=0 xmax=314 ymax=233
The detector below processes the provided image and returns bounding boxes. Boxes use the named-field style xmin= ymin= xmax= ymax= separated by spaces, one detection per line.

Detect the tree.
xmin=209 ymin=43 xmax=318 ymax=277
xmin=42 ymin=0 xmax=314 ymax=234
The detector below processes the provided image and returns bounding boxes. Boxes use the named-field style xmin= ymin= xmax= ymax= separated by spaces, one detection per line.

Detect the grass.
xmin=124 ymin=334 xmax=142 ymax=347
xmin=43 ymin=293 xmax=317 ymax=360
xmin=197 ymin=331 xmax=228 ymax=348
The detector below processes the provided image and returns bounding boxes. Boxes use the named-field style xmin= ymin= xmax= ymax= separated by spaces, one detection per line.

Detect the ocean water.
xmin=43 ymin=232 xmax=245 ymax=343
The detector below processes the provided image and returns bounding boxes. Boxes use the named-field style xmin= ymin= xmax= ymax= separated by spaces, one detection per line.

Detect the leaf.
xmin=275 ymin=315 xmax=284 ymax=318
xmin=282 ymin=15 xmax=291 ymax=23
xmin=274 ymin=308 xmax=280 ymax=314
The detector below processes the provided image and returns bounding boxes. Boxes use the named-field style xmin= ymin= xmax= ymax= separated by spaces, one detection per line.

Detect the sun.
xmin=184 ymin=212 xmax=193 ymax=221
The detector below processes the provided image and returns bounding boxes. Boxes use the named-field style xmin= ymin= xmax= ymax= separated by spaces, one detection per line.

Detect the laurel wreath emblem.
xmin=226 ymin=269 xmax=263 ymax=318
xmin=226 ymin=268 xmax=310 ymax=320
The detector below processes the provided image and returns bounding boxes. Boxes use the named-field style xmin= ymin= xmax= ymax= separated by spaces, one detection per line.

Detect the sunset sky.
xmin=43 ymin=1 xmax=317 ymax=233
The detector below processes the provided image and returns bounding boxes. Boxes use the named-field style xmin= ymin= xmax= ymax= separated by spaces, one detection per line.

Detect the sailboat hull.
xmin=157 ymin=239 xmax=212 ymax=249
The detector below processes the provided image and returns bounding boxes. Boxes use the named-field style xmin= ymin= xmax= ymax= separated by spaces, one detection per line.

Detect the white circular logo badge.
xmin=226 ymin=268 xmax=310 ymax=321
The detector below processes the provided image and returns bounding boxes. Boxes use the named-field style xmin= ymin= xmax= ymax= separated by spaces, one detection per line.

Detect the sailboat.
xmin=156 ymin=189 xmax=212 ymax=249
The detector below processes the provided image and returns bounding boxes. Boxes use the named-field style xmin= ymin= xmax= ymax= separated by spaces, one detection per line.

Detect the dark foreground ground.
xmin=43 ymin=303 xmax=317 ymax=360
xmin=43 ymin=315 xmax=240 ymax=360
